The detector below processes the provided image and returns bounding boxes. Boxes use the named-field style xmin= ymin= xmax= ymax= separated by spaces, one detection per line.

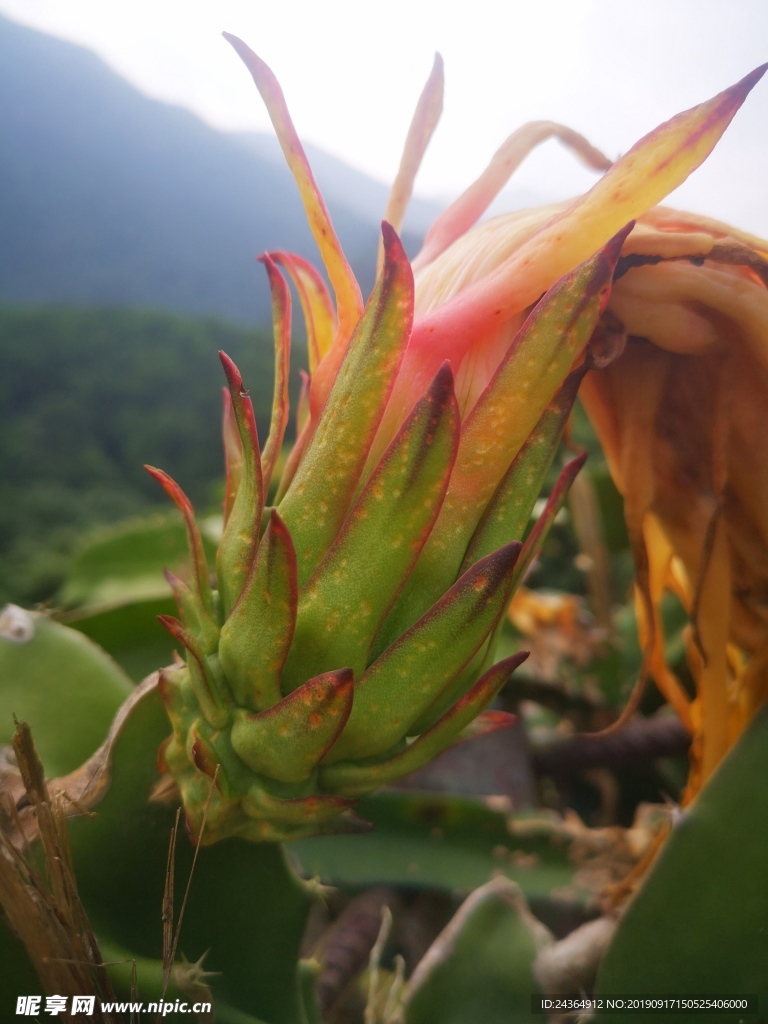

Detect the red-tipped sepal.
xmin=217 ymin=352 xmax=264 ymax=614
xmin=513 ymin=452 xmax=587 ymax=589
xmin=157 ymin=615 xmax=229 ymax=728
xmin=222 ymin=387 xmax=243 ymax=526
xmin=145 ymin=465 xmax=217 ymax=641
xmin=326 ymin=541 xmax=521 ymax=764
xmin=230 ymin=667 xmax=354 ymax=784
xmin=320 ymin=652 xmax=527 ymax=795
xmin=259 ymin=255 xmax=292 ymax=494
xmin=218 ymin=510 xmax=298 ymax=712
xmin=278 ymin=223 xmax=415 ymax=586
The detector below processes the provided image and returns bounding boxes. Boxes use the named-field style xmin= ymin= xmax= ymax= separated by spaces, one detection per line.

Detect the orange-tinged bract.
xmin=151 ymin=41 xmax=764 ymax=841
xmin=580 ymin=207 xmax=768 ymax=795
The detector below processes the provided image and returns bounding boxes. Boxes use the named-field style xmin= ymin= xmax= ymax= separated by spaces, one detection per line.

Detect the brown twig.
xmin=314 ymin=887 xmax=400 ymax=1013
xmin=0 ymin=719 xmax=122 ymax=1023
xmin=531 ymin=716 xmax=690 ymax=777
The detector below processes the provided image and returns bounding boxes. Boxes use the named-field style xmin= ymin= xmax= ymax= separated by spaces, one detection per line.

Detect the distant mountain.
xmin=232 ymin=132 xmax=443 ymax=236
xmin=0 ymin=15 xmax=434 ymax=324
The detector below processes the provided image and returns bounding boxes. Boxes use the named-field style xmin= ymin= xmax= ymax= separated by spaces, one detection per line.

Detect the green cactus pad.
xmin=403 ymin=877 xmax=551 ymax=1024
xmin=0 ymin=606 xmax=132 ymax=775
xmin=595 ymin=699 xmax=768 ymax=1018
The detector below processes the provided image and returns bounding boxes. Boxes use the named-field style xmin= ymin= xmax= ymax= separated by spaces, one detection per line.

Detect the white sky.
xmin=2 ymin=0 xmax=767 ymax=235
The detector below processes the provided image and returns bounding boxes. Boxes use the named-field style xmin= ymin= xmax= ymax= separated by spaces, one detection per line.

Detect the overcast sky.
xmin=2 ymin=0 xmax=767 ymax=235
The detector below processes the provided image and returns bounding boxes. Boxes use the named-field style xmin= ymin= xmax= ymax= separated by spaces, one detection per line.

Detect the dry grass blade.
xmin=0 ymin=719 xmax=123 ymax=1023
xmin=161 ymin=808 xmax=181 ymax=994
xmin=158 ymin=767 xmax=219 ymax=1018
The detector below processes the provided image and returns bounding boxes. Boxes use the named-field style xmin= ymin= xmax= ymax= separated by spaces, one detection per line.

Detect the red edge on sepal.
xmin=450 ymin=651 xmax=529 ymax=718
xmin=145 ymin=465 xmax=194 ymax=517
xmin=157 ymin=613 xmax=190 ymax=648
xmin=145 ymin=467 xmax=213 ymax=613
xmin=515 ymin=453 xmax=587 ymax=584
xmin=242 ymin=666 xmax=354 ymax=764
xmin=219 ymin=352 xmax=261 ymax=467
xmin=266 ymin=508 xmax=298 ymax=604
xmin=472 ymin=709 xmax=518 ymax=733
xmin=380 ymin=220 xmax=415 ymax=300
xmin=222 ymin=385 xmax=243 ymax=525
xmin=191 ymin=731 xmax=220 ymax=780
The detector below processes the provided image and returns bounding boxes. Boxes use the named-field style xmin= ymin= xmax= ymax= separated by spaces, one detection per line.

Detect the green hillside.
xmin=0 ymin=306 xmax=278 ymax=604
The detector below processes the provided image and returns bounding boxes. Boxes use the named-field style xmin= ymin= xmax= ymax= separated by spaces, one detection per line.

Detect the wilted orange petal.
xmin=692 ymin=515 xmax=732 ymax=782
xmin=612 ymin=261 xmax=768 ymax=364
xmin=642 ymin=206 xmax=768 ymax=259
xmin=640 ymin=515 xmax=694 ymax=731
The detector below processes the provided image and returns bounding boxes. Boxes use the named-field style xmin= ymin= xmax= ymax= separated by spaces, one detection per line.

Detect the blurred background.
xmin=2 ymin=9 xmax=765 ymax=1004
xmin=0 ymin=0 xmax=765 ymax=605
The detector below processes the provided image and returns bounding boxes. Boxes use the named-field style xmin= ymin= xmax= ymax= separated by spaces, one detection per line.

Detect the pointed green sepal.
xmin=462 ymin=367 xmax=585 ymax=570
xmin=259 ymin=255 xmax=292 ymax=494
xmin=513 ymin=452 xmax=587 ymax=588
xmin=325 ymin=542 xmax=521 ymax=764
xmin=243 ymin=785 xmax=360 ymax=827
xmin=156 ymin=663 xmax=199 ymax=779
xmin=231 ymin=667 xmax=354 ymax=783
xmin=282 ymin=362 xmax=460 ymax=690
xmin=156 ymin=663 xmax=191 ymax=727
xmin=157 ymin=615 xmax=229 ymax=729
xmin=384 ymin=229 xmax=625 ymax=640
xmin=321 ymin=653 xmax=527 ymax=795
xmin=218 ymin=510 xmax=298 ymax=712
xmin=217 ymin=352 xmax=264 ymax=614
xmin=278 ymin=223 xmax=414 ymax=586
xmin=222 ymin=386 xmax=243 ymax=526
xmin=186 ymin=717 xmax=260 ymax=804
xmin=145 ymin=465 xmax=217 ymax=631
xmin=163 ymin=568 xmax=219 ymax=654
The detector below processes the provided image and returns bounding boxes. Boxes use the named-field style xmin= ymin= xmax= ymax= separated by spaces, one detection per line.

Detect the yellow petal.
xmin=411 ymin=65 xmax=767 ymax=363
xmin=378 ymin=54 xmax=444 ymax=275
xmin=414 ymin=122 xmax=610 ymax=271
xmin=223 ymin=34 xmax=363 ymax=346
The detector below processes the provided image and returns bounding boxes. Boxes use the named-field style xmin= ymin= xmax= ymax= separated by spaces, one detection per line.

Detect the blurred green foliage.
xmin=0 ymin=306 xmax=277 ymax=604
